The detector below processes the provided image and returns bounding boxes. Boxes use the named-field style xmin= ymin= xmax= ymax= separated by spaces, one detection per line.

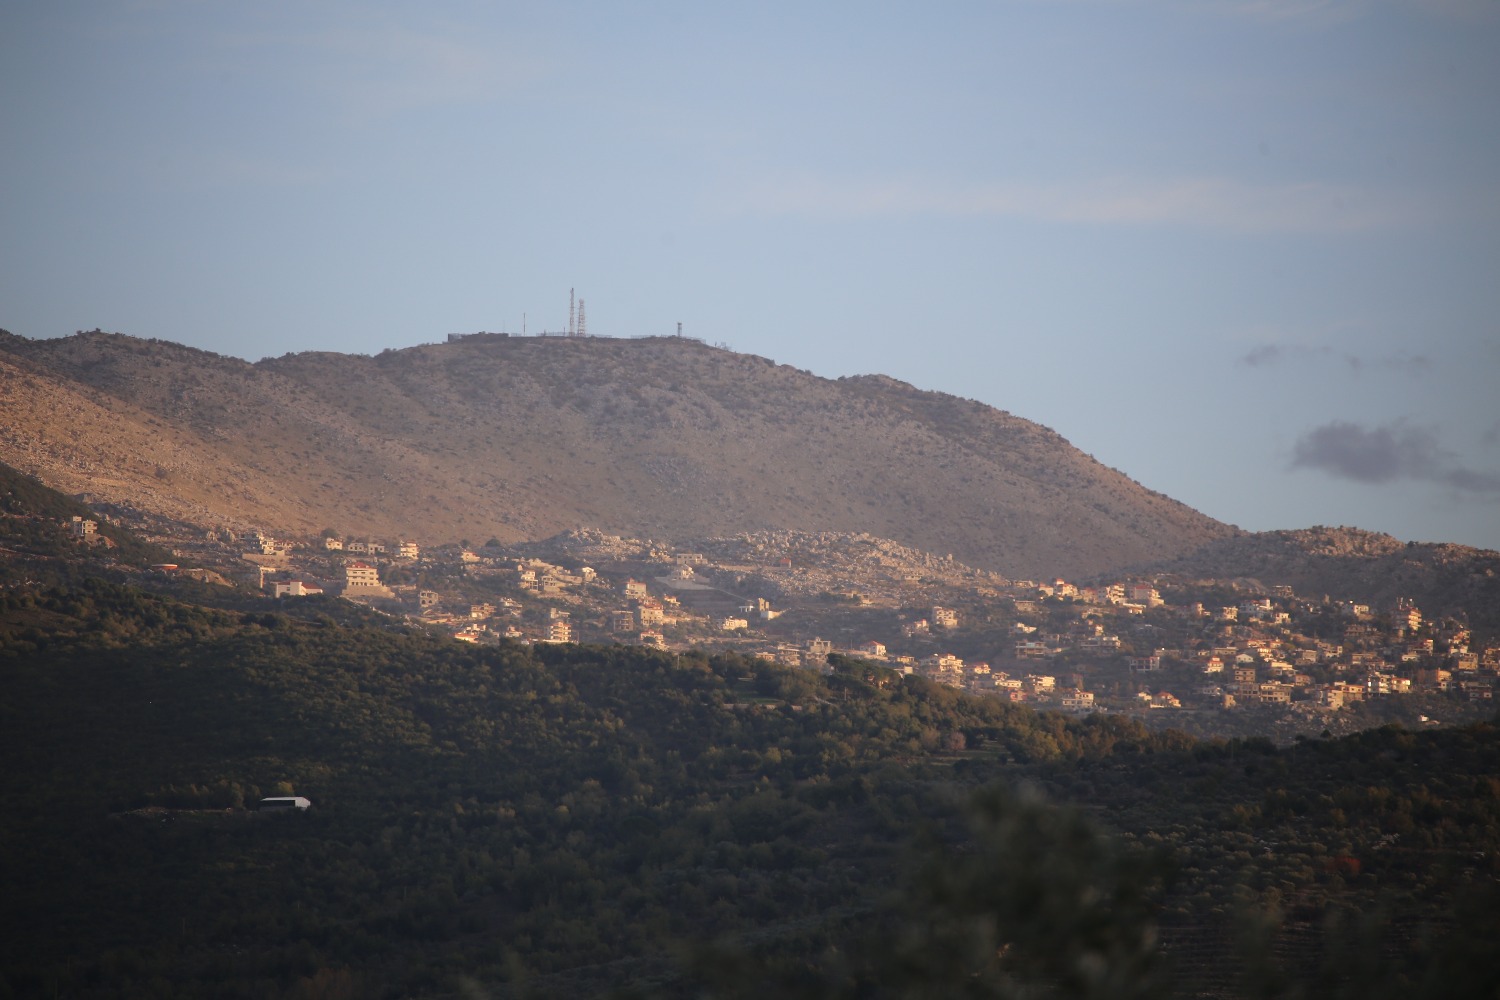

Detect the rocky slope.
xmin=1142 ymin=525 xmax=1500 ymax=632
xmin=0 ymin=329 xmax=1235 ymax=578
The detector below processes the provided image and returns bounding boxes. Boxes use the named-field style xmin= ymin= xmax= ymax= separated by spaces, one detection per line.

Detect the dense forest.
xmin=1 ymin=576 xmax=1497 ymax=999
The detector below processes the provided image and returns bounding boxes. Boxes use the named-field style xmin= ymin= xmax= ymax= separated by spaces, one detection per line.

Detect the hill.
xmin=1142 ymin=525 xmax=1500 ymax=635
xmin=0 ymin=329 xmax=1233 ymax=579
xmin=1 ymin=578 xmax=1496 ymax=998
xmin=0 ymin=458 xmax=175 ymax=572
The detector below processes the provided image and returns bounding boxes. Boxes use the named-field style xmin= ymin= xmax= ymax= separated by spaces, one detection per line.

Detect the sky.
xmin=3 ymin=1 xmax=1498 ymax=550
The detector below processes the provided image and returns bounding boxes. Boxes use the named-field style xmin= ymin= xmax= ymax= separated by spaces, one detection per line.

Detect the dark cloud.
xmin=1290 ymin=420 xmax=1500 ymax=495
xmin=1290 ymin=421 xmax=1439 ymax=483
xmin=1342 ymin=353 xmax=1431 ymax=376
xmin=1238 ymin=344 xmax=1316 ymax=367
xmin=1238 ymin=344 xmax=1430 ymax=375
xmin=1444 ymin=467 xmax=1500 ymax=494
xmin=1239 ymin=344 xmax=1289 ymax=367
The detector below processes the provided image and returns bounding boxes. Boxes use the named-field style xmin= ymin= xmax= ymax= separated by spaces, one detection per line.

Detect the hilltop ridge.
xmin=0 ymin=329 xmax=1234 ymax=578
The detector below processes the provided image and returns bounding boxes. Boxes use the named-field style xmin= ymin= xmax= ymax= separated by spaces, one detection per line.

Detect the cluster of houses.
xmin=737 ymin=633 xmax=1104 ymax=711
xmin=423 ymin=559 xmax=759 ymax=648
xmin=991 ymin=581 xmax=1497 ymax=712
xmin=233 ymin=528 xmax=1498 ymax=717
xmin=274 ymin=538 xmax=606 ymax=644
xmin=253 ymin=533 xmax=443 ymax=605
xmin=1181 ymin=605 xmax=1492 ymax=708
xmin=320 ymin=535 xmax=418 ymax=560
xmin=763 ymin=580 xmax=1498 ymax=717
xmin=767 ymin=607 xmax=1107 ymax=711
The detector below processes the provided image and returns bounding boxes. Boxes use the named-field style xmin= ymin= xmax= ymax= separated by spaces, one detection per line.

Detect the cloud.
xmin=1290 ymin=420 xmax=1500 ymax=495
xmin=1341 ymin=353 xmax=1431 ymax=376
xmin=1239 ymin=344 xmax=1293 ymax=367
xmin=722 ymin=175 xmax=1436 ymax=234
xmin=1237 ymin=344 xmax=1431 ymax=374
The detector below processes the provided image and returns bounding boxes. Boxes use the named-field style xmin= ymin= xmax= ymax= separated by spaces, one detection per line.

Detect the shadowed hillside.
xmin=1 ymin=578 xmax=1497 ymax=998
xmin=0 ymin=330 xmax=1234 ymax=578
xmin=1143 ymin=525 xmax=1500 ymax=635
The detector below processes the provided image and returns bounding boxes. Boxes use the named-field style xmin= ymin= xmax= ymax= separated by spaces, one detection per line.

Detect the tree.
xmin=700 ymin=782 xmax=1174 ymax=999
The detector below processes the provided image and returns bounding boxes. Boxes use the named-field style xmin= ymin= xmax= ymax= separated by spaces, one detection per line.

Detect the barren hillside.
xmin=0 ymin=330 xmax=1235 ymax=578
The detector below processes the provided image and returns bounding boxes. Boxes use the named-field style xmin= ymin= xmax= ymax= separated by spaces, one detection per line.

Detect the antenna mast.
xmin=568 ymin=288 xmax=576 ymax=337
xmin=576 ymin=299 xmax=587 ymax=337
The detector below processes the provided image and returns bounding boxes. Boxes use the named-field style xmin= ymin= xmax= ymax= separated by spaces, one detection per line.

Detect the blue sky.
xmin=3 ymin=1 xmax=1497 ymax=550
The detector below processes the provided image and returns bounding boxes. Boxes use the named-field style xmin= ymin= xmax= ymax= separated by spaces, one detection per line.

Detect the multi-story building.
xmin=1060 ymin=690 xmax=1095 ymax=712
xmin=345 ymin=561 xmax=381 ymax=588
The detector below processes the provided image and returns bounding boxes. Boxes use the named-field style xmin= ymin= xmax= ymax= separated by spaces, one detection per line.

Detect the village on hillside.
xmin=59 ymin=511 xmax=1488 ymax=737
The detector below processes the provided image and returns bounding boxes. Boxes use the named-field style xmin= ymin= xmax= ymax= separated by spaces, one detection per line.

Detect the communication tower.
xmin=576 ymin=299 xmax=587 ymax=337
xmin=568 ymin=288 xmax=576 ymax=337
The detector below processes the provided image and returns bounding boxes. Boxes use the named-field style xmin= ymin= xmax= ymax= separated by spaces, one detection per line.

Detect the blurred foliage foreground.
xmin=0 ymin=579 xmax=1497 ymax=999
